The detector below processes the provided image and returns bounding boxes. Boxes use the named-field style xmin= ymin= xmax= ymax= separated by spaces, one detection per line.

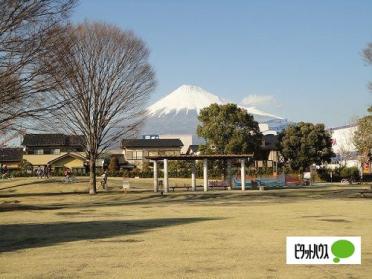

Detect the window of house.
xmin=135 ymin=150 xmax=143 ymax=160
xmin=34 ymin=149 xmax=44 ymax=155
xmin=126 ymin=151 xmax=133 ymax=159
xmin=51 ymin=149 xmax=60 ymax=155
xmin=148 ymin=151 xmax=158 ymax=156
xmin=126 ymin=150 xmax=144 ymax=160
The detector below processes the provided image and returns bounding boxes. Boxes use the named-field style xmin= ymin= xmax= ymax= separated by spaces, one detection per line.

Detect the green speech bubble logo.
xmin=331 ymin=240 xmax=355 ymax=263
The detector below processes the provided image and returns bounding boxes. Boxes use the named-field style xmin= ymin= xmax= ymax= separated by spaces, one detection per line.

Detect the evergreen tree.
xmin=278 ymin=122 xmax=334 ymax=171
xmin=354 ymin=109 xmax=372 ymax=162
xmin=197 ymin=103 xmax=262 ymax=155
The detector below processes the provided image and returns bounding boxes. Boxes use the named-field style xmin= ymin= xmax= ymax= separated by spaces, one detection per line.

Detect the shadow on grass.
xmin=1 ymin=188 xmax=366 ymax=213
xmin=0 ymin=217 xmax=218 ymax=253
xmin=0 ymin=179 xmax=69 ymax=191
xmin=0 ymin=191 xmax=88 ymax=199
xmin=0 ymin=203 xmax=66 ymax=212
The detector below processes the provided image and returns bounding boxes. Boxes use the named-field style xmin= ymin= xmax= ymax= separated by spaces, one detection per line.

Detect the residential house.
xmin=0 ymin=148 xmax=24 ymax=170
xmin=255 ymin=134 xmax=280 ymax=170
xmin=142 ymin=134 xmax=198 ymax=154
xmin=328 ymin=125 xmax=360 ymax=167
xmin=22 ymin=134 xmax=87 ymax=174
xmin=100 ymin=149 xmax=129 ymax=170
xmin=158 ymin=134 xmax=193 ymax=154
xmin=122 ymin=139 xmax=183 ymax=169
xmin=328 ymin=124 xmax=372 ymax=175
xmin=23 ymin=134 xmax=84 ymax=155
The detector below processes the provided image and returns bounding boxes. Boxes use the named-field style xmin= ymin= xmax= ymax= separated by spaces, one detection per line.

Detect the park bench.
xmin=169 ymin=185 xmax=191 ymax=192
xmin=208 ymin=180 xmax=229 ymax=190
xmin=169 ymin=185 xmax=204 ymax=192
xmin=169 ymin=184 xmax=203 ymax=192
xmin=208 ymin=184 xmax=229 ymax=190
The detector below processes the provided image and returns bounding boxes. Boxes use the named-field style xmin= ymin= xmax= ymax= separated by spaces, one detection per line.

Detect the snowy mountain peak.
xmin=147 ymin=84 xmax=283 ymax=120
xmin=147 ymin=84 xmax=225 ymax=116
xmin=142 ymin=84 xmax=288 ymax=136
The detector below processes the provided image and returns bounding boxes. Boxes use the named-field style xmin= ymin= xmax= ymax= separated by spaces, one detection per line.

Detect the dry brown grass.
xmin=0 ymin=177 xmax=371 ymax=278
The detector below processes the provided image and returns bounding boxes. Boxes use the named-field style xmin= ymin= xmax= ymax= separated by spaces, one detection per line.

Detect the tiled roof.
xmin=22 ymin=134 xmax=84 ymax=147
xmin=47 ymin=152 xmax=87 ymax=165
xmin=0 ymin=148 xmax=23 ymax=162
xmin=186 ymin=145 xmax=199 ymax=154
xmin=122 ymin=139 xmax=183 ymax=149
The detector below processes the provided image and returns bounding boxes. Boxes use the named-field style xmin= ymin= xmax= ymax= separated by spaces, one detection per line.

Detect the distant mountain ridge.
xmin=141 ymin=85 xmax=289 ymax=140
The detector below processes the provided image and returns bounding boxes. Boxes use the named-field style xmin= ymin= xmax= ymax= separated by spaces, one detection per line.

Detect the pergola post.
xmin=203 ymin=159 xmax=208 ymax=192
xmin=191 ymin=161 xmax=196 ymax=191
xmin=153 ymin=160 xmax=158 ymax=193
xmin=227 ymin=159 xmax=232 ymax=189
xmin=163 ymin=159 xmax=168 ymax=193
xmin=241 ymin=159 xmax=245 ymax=191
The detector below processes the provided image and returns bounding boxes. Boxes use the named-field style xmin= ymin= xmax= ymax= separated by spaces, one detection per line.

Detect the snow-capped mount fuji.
xmin=147 ymin=85 xmax=225 ymax=116
xmin=141 ymin=84 xmax=288 ymax=138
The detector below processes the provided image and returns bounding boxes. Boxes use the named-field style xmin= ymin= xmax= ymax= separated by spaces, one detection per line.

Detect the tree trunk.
xmin=89 ymin=155 xmax=97 ymax=194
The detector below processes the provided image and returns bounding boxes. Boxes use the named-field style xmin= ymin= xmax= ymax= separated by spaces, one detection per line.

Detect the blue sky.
xmin=72 ymin=0 xmax=372 ymax=127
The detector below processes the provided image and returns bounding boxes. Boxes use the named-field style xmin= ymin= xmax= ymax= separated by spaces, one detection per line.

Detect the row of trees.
xmin=196 ymin=103 xmax=335 ymax=173
xmin=0 ymin=0 xmax=156 ymax=194
xmin=196 ymin=105 xmax=371 ymax=174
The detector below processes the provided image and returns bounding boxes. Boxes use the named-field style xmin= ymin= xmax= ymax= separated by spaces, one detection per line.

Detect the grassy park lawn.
xmin=0 ymin=177 xmax=371 ymax=278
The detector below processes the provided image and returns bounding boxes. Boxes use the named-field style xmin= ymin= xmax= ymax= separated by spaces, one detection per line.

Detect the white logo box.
xmin=286 ymin=236 xmax=361 ymax=264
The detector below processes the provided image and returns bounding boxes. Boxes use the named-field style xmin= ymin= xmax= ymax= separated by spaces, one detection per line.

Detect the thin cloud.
xmin=241 ymin=95 xmax=276 ymax=106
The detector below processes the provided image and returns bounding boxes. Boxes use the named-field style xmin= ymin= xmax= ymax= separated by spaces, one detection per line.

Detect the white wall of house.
xmin=258 ymin=123 xmax=269 ymax=133
xmin=330 ymin=125 xmax=358 ymax=155
xmin=122 ymin=147 xmax=181 ymax=169
xmin=328 ymin=125 xmax=362 ymax=173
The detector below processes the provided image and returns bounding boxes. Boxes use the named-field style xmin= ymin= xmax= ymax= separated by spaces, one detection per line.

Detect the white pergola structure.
xmin=146 ymin=154 xmax=254 ymax=193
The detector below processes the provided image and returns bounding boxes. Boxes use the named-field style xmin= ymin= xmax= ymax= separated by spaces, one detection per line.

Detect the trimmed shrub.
xmin=317 ymin=166 xmax=360 ymax=182
xmin=340 ymin=167 xmax=360 ymax=181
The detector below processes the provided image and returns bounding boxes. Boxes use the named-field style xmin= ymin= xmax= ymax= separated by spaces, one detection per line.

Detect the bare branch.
xmin=39 ymin=22 xmax=156 ymax=193
xmin=0 ymin=0 xmax=77 ymax=132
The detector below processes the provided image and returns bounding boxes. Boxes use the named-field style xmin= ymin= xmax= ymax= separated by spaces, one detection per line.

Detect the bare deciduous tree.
xmin=353 ymin=43 xmax=372 ymax=162
xmin=363 ymin=43 xmax=372 ymax=112
xmin=40 ymin=22 xmax=156 ymax=194
xmin=0 ymin=0 xmax=76 ymax=134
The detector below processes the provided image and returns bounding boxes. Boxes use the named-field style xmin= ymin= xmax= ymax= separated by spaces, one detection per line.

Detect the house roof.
xmin=122 ymin=139 xmax=183 ymax=149
xmin=186 ymin=145 xmax=199 ymax=155
xmin=23 ymin=152 xmax=86 ymax=166
xmin=105 ymin=149 xmax=123 ymax=155
xmin=145 ymin=154 xmax=254 ymax=161
xmin=47 ymin=152 xmax=87 ymax=165
xmin=22 ymin=134 xmax=84 ymax=147
xmin=0 ymin=148 xmax=23 ymax=162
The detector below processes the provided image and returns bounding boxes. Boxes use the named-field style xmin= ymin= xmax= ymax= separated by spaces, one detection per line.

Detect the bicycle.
xmin=62 ymin=175 xmax=78 ymax=183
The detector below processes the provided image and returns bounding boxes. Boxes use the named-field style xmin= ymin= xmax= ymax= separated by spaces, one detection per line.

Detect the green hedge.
xmin=317 ymin=166 xmax=360 ymax=182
